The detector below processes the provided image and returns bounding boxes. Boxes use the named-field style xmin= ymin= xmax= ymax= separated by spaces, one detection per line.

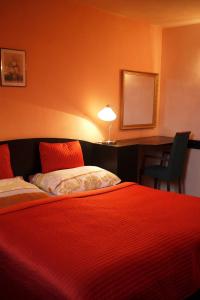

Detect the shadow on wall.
xmin=0 ymin=100 xmax=103 ymax=142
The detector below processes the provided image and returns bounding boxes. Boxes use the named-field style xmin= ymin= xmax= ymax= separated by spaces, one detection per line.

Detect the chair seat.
xmin=143 ymin=165 xmax=170 ymax=181
xmin=140 ymin=132 xmax=190 ymax=193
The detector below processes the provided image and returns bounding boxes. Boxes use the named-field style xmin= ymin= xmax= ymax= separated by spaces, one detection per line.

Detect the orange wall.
xmin=0 ymin=0 xmax=161 ymax=142
xmin=160 ymin=24 xmax=200 ymax=139
xmin=160 ymin=24 xmax=200 ymax=196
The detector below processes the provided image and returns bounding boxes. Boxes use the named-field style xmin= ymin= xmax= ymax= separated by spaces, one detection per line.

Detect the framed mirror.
xmin=120 ymin=70 xmax=158 ymax=129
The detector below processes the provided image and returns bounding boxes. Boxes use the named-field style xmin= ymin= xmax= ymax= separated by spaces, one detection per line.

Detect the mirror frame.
xmin=120 ymin=70 xmax=158 ymax=130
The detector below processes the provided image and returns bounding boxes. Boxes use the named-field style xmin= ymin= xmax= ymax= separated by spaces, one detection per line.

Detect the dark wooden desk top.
xmin=93 ymin=136 xmax=173 ymax=182
xmin=112 ymin=136 xmax=173 ymax=147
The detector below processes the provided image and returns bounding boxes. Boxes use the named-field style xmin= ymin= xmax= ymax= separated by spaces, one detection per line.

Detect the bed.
xmin=0 ymin=138 xmax=200 ymax=300
xmin=0 ymin=177 xmax=49 ymax=208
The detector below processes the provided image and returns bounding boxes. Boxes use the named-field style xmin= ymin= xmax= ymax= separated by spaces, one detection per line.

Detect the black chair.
xmin=140 ymin=132 xmax=191 ymax=193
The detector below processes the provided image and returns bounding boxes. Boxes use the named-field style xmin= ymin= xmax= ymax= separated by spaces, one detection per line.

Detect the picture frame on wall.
xmin=0 ymin=48 xmax=26 ymax=87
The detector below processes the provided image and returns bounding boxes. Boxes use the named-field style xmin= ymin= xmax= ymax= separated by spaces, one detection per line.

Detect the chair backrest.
xmin=167 ymin=131 xmax=190 ymax=180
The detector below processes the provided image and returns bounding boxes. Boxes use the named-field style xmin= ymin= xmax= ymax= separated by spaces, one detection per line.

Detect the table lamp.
xmin=97 ymin=105 xmax=117 ymax=144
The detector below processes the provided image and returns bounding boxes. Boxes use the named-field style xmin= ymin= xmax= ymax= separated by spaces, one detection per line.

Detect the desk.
xmin=92 ymin=136 xmax=173 ymax=182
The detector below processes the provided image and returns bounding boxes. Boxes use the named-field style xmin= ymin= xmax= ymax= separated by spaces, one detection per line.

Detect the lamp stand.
xmin=101 ymin=123 xmax=116 ymax=145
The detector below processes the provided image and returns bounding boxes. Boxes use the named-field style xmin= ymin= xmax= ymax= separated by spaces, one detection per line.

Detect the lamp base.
xmin=99 ymin=140 xmax=116 ymax=145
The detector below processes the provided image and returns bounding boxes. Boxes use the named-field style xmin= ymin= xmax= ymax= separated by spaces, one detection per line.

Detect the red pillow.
xmin=0 ymin=144 xmax=14 ymax=179
xmin=39 ymin=141 xmax=84 ymax=173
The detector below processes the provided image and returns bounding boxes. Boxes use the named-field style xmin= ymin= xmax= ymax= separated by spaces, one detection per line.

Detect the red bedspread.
xmin=0 ymin=182 xmax=200 ymax=300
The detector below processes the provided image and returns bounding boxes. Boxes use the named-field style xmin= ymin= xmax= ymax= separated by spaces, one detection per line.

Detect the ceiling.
xmin=81 ymin=0 xmax=200 ymax=27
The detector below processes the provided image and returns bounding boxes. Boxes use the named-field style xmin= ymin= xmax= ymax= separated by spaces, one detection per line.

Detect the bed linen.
xmin=0 ymin=177 xmax=48 ymax=208
xmin=30 ymin=166 xmax=121 ymax=195
xmin=0 ymin=182 xmax=200 ymax=300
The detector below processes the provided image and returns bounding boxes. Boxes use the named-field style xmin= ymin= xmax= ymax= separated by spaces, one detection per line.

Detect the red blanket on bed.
xmin=0 ymin=182 xmax=200 ymax=300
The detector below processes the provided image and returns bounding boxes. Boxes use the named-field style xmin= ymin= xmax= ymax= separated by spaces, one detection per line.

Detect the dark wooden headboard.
xmin=0 ymin=138 xmax=94 ymax=179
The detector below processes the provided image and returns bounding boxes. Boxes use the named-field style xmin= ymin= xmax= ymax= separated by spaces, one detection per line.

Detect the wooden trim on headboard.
xmin=0 ymin=138 xmax=94 ymax=179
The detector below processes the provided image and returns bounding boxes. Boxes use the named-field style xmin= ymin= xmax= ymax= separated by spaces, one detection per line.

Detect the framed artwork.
xmin=120 ymin=70 xmax=158 ymax=129
xmin=0 ymin=48 xmax=26 ymax=87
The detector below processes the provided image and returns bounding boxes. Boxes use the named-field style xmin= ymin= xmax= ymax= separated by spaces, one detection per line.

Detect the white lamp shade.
xmin=98 ymin=105 xmax=116 ymax=122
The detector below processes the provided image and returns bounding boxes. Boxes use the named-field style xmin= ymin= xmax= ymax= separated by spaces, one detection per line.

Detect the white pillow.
xmin=30 ymin=166 xmax=121 ymax=195
xmin=0 ymin=176 xmax=45 ymax=197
